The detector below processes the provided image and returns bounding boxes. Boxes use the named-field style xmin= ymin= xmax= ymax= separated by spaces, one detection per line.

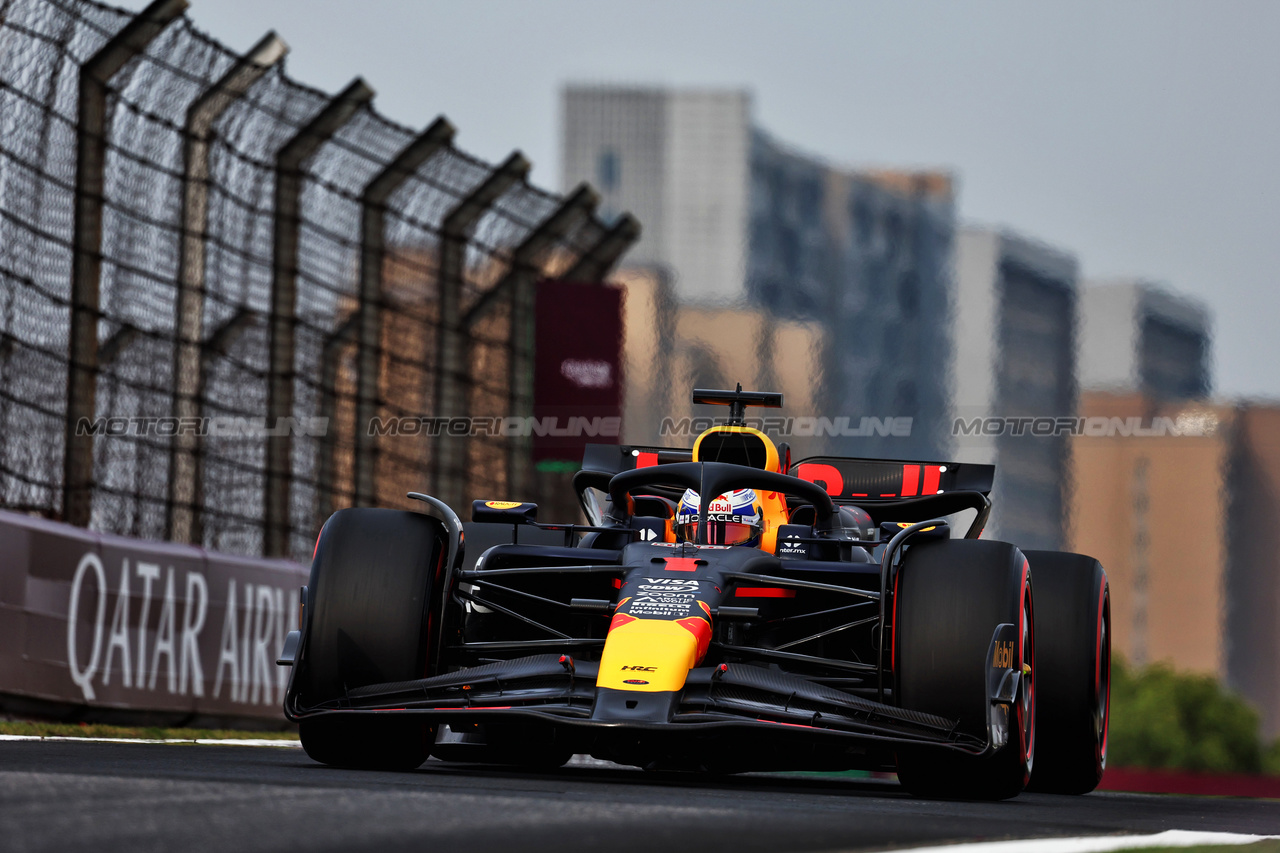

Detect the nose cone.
xmin=597 ymin=616 xmax=710 ymax=692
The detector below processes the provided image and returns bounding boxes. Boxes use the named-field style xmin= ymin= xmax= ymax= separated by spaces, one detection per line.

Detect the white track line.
xmin=884 ymin=829 xmax=1280 ymax=853
xmin=0 ymin=734 xmax=301 ymax=747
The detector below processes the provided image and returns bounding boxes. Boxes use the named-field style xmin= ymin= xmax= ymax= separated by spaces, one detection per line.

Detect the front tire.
xmin=293 ymin=508 xmax=449 ymax=771
xmin=893 ymin=539 xmax=1034 ymax=800
xmin=1023 ymin=550 xmax=1109 ymax=794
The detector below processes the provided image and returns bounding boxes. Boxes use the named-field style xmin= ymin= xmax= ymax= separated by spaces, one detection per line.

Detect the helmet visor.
xmin=708 ymin=519 xmax=760 ymax=546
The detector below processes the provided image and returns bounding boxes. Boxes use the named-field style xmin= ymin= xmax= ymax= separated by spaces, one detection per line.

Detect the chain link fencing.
xmin=0 ymin=0 xmax=632 ymax=560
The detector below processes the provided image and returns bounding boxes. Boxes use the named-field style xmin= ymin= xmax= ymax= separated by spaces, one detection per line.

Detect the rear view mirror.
xmin=471 ymin=500 xmax=538 ymax=524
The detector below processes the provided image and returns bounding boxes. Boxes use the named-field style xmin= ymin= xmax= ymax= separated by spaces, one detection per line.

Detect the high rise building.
xmin=561 ymin=85 xmax=956 ymax=460
xmin=1079 ymin=279 xmax=1212 ymax=400
xmin=951 ymin=227 xmax=1079 ymax=550
xmin=561 ymin=87 xmax=750 ymax=303
xmin=1225 ymin=403 xmax=1280 ymax=737
xmin=1068 ymin=391 xmax=1233 ymax=679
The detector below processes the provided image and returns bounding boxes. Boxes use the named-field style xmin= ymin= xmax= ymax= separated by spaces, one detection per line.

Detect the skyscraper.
xmin=952 ymin=227 xmax=1079 ymax=550
xmin=561 ymin=85 xmax=955 ymax=459
xmin=1078 ymin=279 xmax=1212 ymax=400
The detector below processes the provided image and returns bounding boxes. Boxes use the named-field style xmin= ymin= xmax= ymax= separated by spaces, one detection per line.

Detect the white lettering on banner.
xmin=134 ymin=561 xmax=160 ymax=688
xmin=64 ymin=550 xmax=290 ymax=707
xmin=239 ymin=582 xmax=253 ymax=703
xmin=213 ymin=578 xmax=239 ymax=700
xmin=67 ymin=553 xmax=107 ymax=701
xmin=148 ymin=569 xmax=177 ymax=693
xmin=251 ymin=584 xmax=275 ymax=705
xmin=180 ymin=572 xmax=207 ymax=697
xmin=103 ymin=562 xmax=132 ymax=688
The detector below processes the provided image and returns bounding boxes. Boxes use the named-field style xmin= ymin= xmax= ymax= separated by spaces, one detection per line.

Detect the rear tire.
xmin=893 ymin=539 xmax=1034 ymax=801
xmin=1023 ymin=550 xmax=1109 ymax=795
xmin=294 ymin=508 xmax=448 ymax=771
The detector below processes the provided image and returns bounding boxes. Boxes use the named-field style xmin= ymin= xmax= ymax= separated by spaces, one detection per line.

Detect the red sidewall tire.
xmin=1023 ymin=550 xmax=1109 ymax=794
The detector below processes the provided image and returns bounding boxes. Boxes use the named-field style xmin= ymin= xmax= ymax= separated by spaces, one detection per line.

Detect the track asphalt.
xmin=1 ymin=741 xmax=1277 ymax=853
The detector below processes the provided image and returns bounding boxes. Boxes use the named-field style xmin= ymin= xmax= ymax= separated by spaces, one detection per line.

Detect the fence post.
xmin=264 ymin=78 xmax=374 ymax=557
xmin=316 ymin=314 xmax=358 ymax=522
xmin=433 ymin=152 xmax=529 ymax=511
xmin=462 ymin=184 xmax=598 ymax=499
xmin=64 ymin=0 xmax=188 ymax=528
xmin=167 ymin=31 xmax=287 ymax=545
xmin=561 ymin=213 xmax=641 ymax=282
xmin=353 ymin=117 xmax=455 ymax=508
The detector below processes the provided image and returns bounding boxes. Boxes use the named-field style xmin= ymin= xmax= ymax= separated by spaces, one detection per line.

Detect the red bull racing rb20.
xmin=278 ymin=388 xmax=1110 ymax=800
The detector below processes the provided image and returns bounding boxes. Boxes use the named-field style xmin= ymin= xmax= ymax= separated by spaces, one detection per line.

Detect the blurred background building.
xmin=1068 ymin=284 xmax=1221 ymax=678
xmin=1067 ymin=391 xmax=1233 ymax=677
xmin=561 ymin=84 xmax=955 ymax=460
xmin=1227 ymin=403 xmax=1280 ymax=738
xmin=1065 ymin=283 xmax=1280 ymax=738
xmin=561 ymin=87 xmax=750 ymax=304
xmin=951 ymin=227 xmax=1079 ymax=551
xmin=1078 ymin=280 xmax=1212 ymax=399
xmin=614 ymin=267 xmax=825 ymax=458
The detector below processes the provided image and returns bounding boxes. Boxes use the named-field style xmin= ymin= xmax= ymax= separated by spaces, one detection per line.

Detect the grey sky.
xmin=137 ymin=0 xmax=1280 ymax=399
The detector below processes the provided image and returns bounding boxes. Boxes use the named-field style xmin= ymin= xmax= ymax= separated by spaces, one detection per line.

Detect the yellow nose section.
xmin=597 ymin=613 xmax=712 ymax=692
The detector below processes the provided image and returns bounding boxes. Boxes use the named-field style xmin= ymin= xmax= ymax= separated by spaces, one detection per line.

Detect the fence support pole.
xmin=433 ymin=152 xmax=529 ymax=511
xmin=167 ymin=31 xmax=287 ymax=545
xmin=264 ymin=78 xmax=374 ymax=557
xmin=352 ymin=117 xmax=455 ymax=508
xmin=316 ymin=314 xmax=358 ymax=522
xmin=64 ymin=0 xmax=188 ymax=528
xmin=462 ymin=184 xmax=598 ymax=499
xmin=561 ymin=213 xmax=641 ymax=283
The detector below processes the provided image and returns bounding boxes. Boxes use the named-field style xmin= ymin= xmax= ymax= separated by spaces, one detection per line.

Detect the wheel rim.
xmin=1018 ymin=584 xmax=1035 ymax=775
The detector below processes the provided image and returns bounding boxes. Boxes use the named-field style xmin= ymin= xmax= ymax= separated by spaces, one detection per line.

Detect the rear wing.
xmin=791 ymin=457 xmax=994 ymax=539
xmin=574 ymin=445 xmax=994 ymax=536
xmin=792 ymin=457 xmax=994 ymax=501
xmin=576 ymin=446 xmax=994 ymax=500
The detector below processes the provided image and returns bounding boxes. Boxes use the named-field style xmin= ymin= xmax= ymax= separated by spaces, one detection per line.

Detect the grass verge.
xmin=0 ymin=720 xmax=298 ymax=741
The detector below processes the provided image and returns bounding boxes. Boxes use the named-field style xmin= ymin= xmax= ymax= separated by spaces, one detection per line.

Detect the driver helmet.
xmin=675 ymin=488 xmax=764 ymax=547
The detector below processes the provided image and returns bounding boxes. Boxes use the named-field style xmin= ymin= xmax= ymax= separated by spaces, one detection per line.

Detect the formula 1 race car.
xmin=279 ymin=388 xmax=1110 ymax=800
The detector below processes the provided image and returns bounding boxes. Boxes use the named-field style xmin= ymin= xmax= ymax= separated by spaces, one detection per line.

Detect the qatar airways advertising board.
xmin=0 ymin=510 xmax=306 ymax=722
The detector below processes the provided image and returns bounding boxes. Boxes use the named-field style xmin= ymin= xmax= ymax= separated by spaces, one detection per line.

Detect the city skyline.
xmin=120 ymin=0 xmax=1280 ymax=400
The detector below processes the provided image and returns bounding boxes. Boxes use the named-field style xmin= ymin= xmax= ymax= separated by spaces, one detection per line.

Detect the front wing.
xmin=286 ymin=653 xmax=992 ymax=763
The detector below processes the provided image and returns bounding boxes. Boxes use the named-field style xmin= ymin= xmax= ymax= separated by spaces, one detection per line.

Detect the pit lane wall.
xmin=0 ymin=510 xmax=308 ymax=725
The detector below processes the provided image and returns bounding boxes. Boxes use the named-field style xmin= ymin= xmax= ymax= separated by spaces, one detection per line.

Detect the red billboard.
xmin=533 ymin=280 xmax=624 ymax=464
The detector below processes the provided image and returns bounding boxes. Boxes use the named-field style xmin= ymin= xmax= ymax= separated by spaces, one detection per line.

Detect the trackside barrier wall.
xmin=0 ymin=510 xmax=307 ymax=724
